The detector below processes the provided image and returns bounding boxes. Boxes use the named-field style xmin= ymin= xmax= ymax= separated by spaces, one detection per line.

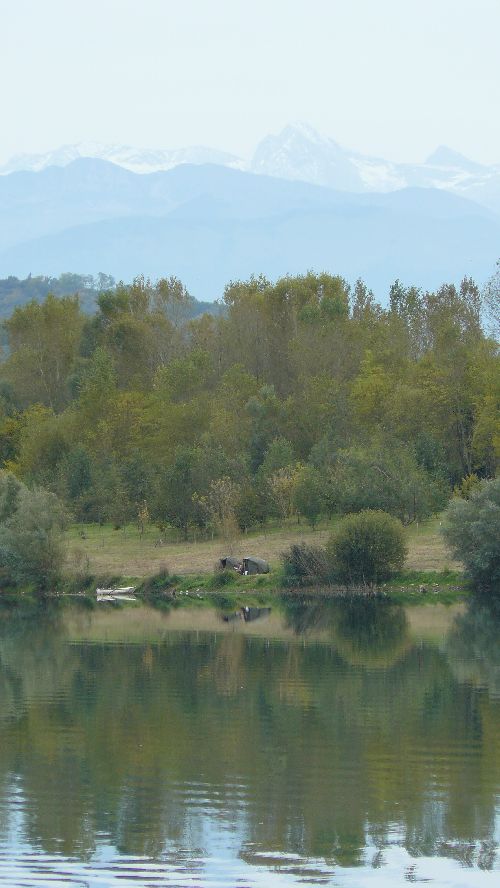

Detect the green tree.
xmin=197 ymin=476 xmax=241 ymax=550
xmin=327 ymin=510 xmax=407 ymax=588
xmin=324 ymin=442 xmax=447 ymax=524
xmin=442 ymin=478 xmax=500 ymax=589
xmin=293 ymin=466 xmax=324 ymax=528
xmin=482 ymin=260 xmax=500 ymax=340
xmin=0 ymin=471 xmax=22 ymax=523
xmin=3 ymin=293 xmax=84 ymax=410
xmin=268 ymin=465 xmax=301 ymax=523
xmin=0 ymin=475 xmax=67 ymax=590
xmin=164 ymin=449 xmax=203 ymax=537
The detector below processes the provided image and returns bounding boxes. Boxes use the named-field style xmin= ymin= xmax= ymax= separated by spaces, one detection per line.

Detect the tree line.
xmin=0 ymin=271 xmax=497 ymax=538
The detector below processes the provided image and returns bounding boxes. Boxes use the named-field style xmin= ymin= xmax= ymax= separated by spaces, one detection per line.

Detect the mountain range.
xmin=2 ymin=123 xmax=499 ymax=213
xmin=0 ymin=124 xmax=498 ymax=302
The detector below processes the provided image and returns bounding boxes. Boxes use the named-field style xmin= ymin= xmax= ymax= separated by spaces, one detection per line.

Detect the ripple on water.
xmin=1 ymin=607 xmax=500 ymax=887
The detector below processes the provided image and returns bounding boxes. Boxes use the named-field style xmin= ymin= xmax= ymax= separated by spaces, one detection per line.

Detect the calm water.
xmin=0 ymin=597 xmax=500 ymax=887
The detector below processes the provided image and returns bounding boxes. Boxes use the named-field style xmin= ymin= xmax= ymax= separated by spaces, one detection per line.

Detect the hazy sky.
xmin=2 ymin=0 xmax=499 ymax=165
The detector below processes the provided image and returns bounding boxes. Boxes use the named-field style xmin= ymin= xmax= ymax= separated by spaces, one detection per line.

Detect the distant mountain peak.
xmin=251 ymin=123 xmax=362 ymax=190
xmin=0 ymin=142 xmax=244 ymax=176
xmin=279 ymin=121 xmax=338 ymax=145
xmin=424 ymin=145 xmax=485 ymax=172
xmin=255 ymin=121 xmax=343 ymax=154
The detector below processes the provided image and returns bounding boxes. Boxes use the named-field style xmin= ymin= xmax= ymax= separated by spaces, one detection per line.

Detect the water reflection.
xmin=447 ymin=598 xmax=500 ymax=699
xmin=0 ymin=598 xmax=499 ymax=885
xmin=283 ymin=597 xmax=411 ymax=668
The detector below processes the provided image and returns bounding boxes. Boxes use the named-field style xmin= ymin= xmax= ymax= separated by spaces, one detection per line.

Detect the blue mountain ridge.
xmin=0 ymin=159 xmax=497 ymax=300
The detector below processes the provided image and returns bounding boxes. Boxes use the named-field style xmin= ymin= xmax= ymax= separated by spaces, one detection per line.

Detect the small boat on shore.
xmin=96 ymin=586 xmax=137 ymax=602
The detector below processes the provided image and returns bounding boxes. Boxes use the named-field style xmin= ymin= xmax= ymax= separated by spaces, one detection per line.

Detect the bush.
xmin=327 ymin=510 xmax=407 ymax=588
xmin=137 ymin=565 xmax=172 ymax=595
xmin=0 ymin=477 xmax=68 ymax=591
xmin=442 ymin=478 xmax=500 ymax=589
xmin=206 ymin=570 xmax=233 ymax=590
xmin=281 ymin=542 xmax=329 ymax=586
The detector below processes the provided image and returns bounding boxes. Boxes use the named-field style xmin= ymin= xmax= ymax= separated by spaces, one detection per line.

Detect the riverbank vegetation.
xmin=0 ymin=270 xmax=497 ymax=594
xmin=443 ymin=477 xmax=500 ymax=589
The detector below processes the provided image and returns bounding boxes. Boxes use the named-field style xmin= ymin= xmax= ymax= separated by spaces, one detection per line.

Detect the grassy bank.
xmin=0 ymin=516 xmax=466 ymax=610
xmin=65 ymin=516 xmax=459 ymax=578
xmin=61 ymin=515 xmax=467 ymax=607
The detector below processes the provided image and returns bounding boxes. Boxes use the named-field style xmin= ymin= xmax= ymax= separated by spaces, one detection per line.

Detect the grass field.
xmin=65 ymin=516 xmax=459 ymax=580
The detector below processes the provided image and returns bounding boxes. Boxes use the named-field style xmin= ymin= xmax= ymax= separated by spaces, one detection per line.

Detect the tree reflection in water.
xmin=0 ymin=599 xmax=499 ymax=878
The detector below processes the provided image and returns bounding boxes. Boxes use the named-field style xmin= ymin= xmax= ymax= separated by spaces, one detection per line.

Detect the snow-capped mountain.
xmin=1 ymin=124 xmax=499 ymax=213
xmin=250 ymin=122 xmax=364 ymax=191
xmin=250 ymin=124 xmax=500 ymax=212
xmin=0 ymin=142 xmax=244 ymax=176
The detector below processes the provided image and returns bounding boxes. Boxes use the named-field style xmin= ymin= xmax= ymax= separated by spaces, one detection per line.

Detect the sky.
xmin=1 ymin=0 xmax=499 ymax=166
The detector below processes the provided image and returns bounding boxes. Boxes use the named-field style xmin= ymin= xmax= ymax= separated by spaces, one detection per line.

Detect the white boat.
xmin=96 ymin=586 xmax=137 ymax=602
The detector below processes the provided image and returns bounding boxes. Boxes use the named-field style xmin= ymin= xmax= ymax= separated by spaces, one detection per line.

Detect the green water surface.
xmin=0 ymin=597 xmax=499 ymax=886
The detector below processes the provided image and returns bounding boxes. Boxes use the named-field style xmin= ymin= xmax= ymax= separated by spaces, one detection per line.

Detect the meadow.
xmin=65 ymin=515 xmax=458 ymax=580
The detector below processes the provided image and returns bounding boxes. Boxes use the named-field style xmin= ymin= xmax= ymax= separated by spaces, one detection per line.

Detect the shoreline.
xmin=0 ymin=566 xmax=469 ymax=612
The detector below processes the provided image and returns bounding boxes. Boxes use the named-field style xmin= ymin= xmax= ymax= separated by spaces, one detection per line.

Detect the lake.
xmin=0 ymin=597 xmax=499 ymax=887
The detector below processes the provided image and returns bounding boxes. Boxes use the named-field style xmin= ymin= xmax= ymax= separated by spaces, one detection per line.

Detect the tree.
xmin=0 ymin=270 xmax=496 ymax=543
xmin=327 ymin=510 xmax=407 ymax=588
xmin=293 ymin=466 xmax=324 ymax=528
xmin=153 ymin=446 xmax=206 ymax=539
xmin=3 ymin=293 xmax=84 ymax=410
xmin=0 ymin=473 xmax=67 ymax=590
xmin=197 ymin=476 xmax=241 ymax=551
xmin=281 ymin=542 xmax=329 ymax=585
xmin=442 ymin=478 xmax=500 ymax=589
xmin=269 ymin=465 xmax=301 ymax=523
xmin=0 ymin=471 xmax=22 ymax=523
xmin=322 ymin=442 xmax=447 ymax=524
xmin=482 ymin=260 xmax=500 ymax=340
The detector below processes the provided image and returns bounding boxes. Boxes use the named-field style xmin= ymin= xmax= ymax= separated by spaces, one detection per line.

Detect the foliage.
xmin=482 ymin=260 xmax=500 ymax=340
xmin=323 ymin=442 xmax=449 ymax=524
xmin=281 ymin=542 xmax=329 ymax=586
xmin=0 ymin=471 xmax=22 ymax=523
xmin=0 ymin=272 xmax=114 ymax=317
xmin=293 ymin=466 xmax=325 ymax=527
xmin=442 ymin=478 xmax=500 ymax=589
xmin=0 ymin=473 xmax=68 ymax=591
xmin=136 ymin=566 xmax=173 ymax=595
xmin=195 ymin=476 xmax=241 ymax=551
xmin=0 ymin=270 xmax=497 ymax=540
xmin=327 ymin=510 xmax=407 ymax=588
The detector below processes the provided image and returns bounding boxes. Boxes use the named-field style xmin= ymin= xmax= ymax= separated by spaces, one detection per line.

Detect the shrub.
xmin=281 ymin=542 xmax=329 ymax=586
xmin=0 ymin=480 xmax=68 ymax=591
xmin=327 ymin=510 xmax=407 ymax=588
xmin=442 ymin=478 xmax=500 ymax=589
xmin=138 ymin=565 xmax=172 ymax=594
xmin=206 ymin=570 xmax=232 ymax=590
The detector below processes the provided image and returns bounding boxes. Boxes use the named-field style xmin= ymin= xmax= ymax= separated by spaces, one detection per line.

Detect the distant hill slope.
xmin=0 ymin=159 xmax=356 ymax=251
xmin=0 ymin=273 xmax=222 ymax=319
xmin=0 ymin=159 xmax=498 ymax=300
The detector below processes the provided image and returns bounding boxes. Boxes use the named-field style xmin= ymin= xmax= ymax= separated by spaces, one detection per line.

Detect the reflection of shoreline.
xmin=406 ymin=602 xmax=466 ymax=642
xmin=60 ymin=602 xmax=464 ymax=647
xmin=446 ymin=599 xmax=500 ymax=700
xmin=1 ymin=600 xmax=500 ymax=878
